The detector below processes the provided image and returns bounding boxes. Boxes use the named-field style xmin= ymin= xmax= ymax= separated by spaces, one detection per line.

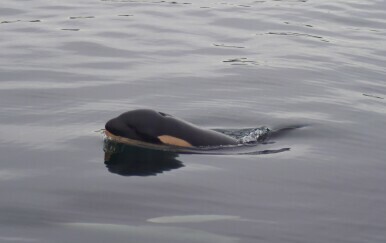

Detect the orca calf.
xmin=105 ymin=109 xmax=238 ymax=147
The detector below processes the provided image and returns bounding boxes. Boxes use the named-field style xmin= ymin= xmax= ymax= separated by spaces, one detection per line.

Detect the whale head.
xmin=105 ymin=109 xmax=167 ymax=144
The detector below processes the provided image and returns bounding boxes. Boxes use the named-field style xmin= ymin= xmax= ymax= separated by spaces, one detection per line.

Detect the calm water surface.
xmin=1 ymin=0 xmax=386 ymax=242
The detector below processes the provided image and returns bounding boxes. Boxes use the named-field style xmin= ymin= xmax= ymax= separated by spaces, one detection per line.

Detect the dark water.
xmin=1 ymin=0 xmax=386 ymax=242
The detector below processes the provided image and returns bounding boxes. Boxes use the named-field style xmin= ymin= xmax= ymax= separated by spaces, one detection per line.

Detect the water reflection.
xmin=103 ymin=139 xmax=183 ymax=176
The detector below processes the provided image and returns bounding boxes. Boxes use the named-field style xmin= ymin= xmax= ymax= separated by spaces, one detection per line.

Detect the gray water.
xmin=1 ymin=0 xmax=386 ymax=242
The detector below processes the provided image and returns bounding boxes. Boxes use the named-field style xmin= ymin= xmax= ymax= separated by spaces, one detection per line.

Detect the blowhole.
xmin=159 ymin=112 xmax=171 ymax=117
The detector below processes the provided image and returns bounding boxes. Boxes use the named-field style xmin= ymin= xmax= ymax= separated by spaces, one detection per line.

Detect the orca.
xmin=105 ymin=109 xmax=238 ymax=147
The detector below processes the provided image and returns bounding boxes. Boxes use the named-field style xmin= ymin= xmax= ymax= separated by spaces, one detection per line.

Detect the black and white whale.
xmin=105 ymin=109 xmax=238 ymax=148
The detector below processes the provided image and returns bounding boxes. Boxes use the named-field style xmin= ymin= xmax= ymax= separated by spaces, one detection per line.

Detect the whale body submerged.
xmin=105 ymin=109 xmax=238 ymax=147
